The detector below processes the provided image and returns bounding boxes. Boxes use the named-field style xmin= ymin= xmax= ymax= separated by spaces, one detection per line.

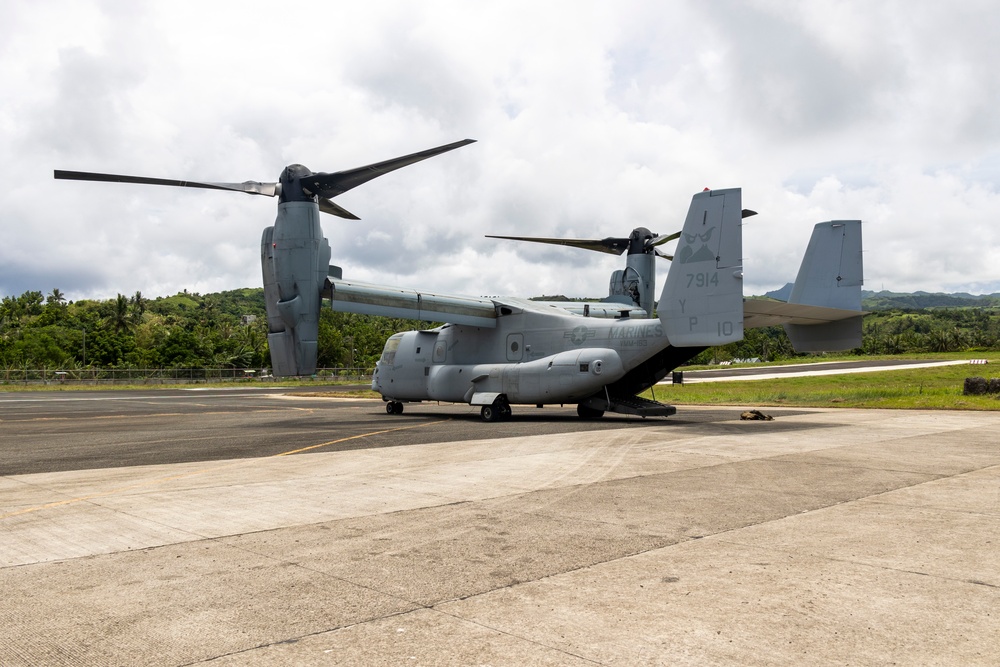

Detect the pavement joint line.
xmin=428 ymin=605 xmax=604 ymax=665
xmin=862 ymin=495 xmax=1000 ymax=519
xmin=710 ymin=533 xmax=999 ymax=589
xmin=766 ymin=458 xmax=950 ymax=477
xmin=168 ymin=610 xmax=422 ymax=667
xmin=0 ymin=419 xmax=450 ymax=521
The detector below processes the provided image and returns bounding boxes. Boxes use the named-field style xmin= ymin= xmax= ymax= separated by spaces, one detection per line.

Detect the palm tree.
xmin=111 ymin=293 xmax=131 ymax=333
xmin=47 ymin=288 xmax=66 ymax=306
xmin=130 ymin=291 xmax=147 ymax=324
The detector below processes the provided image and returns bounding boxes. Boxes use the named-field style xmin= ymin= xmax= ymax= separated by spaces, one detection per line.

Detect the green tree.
xmin=20 ymin=291 xmax=44 ymax=316
xmin=80 ymin=328 xmax=134 ymax=367
xmin=156 ymin=328 xmax=203 ymax=367
xmin=130 ymin=291 xmax=147 ymax=324
xmin=110 ymin=293 xmax=131 ymax=334
xmin=47 ymin=288 xmax=66 ymax=307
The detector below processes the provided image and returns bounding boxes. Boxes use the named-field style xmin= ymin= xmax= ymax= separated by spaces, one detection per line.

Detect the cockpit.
xmin=379 ymin=334 xmax=403 ymax=364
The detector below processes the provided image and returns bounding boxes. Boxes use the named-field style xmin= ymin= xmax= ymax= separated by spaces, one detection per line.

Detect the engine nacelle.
xmin=261 ymin=201 xmax=332 ymax=376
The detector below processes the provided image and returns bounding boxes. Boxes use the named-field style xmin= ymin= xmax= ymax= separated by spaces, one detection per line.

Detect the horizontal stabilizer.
xmin=786 ymin=316 xmax=863 ymax=352
xmin=743 ymin=299 xmax=864 ymax=328
xmin=743 ymin=299 xmax=864 ymax=352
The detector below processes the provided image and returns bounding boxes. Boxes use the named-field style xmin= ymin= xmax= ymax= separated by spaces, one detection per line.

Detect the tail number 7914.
xmin=687 ymin=272 xmax=719 ymax=288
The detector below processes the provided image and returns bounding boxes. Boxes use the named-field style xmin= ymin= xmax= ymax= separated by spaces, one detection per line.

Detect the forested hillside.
xmin=0 ymin=288 xmax=429 ymax=370
xmin=766 ymin=283 xmax=1000 ymax=310
xmin=3 ymin=286 xmax=1000 ymax=371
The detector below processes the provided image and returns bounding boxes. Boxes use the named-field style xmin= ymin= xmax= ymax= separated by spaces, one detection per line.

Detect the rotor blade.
xmin=318 ymin=197 xmax=360 ymax=220
xmin=301 ymin=139 xmax=476 ymax=199
xmin=487 ymin=235 xmax=630 ymax=256
xmin=54 ymin=170 xmax=278 ymax=197
xmin=742 ymin=209 xmax=758 ymax=218
xmin=646 ymin=230 xmax=681 ymax=247
xmin=654 ymin=248 xmax=674 ymax=260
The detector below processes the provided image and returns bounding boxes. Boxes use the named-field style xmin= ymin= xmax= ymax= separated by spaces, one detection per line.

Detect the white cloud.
xmin=2 ymin=0 xmax=1000 ymax=303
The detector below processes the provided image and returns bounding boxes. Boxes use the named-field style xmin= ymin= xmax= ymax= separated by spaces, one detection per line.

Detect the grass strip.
xmin=647 ymin=362 xmax=1000 ymax=410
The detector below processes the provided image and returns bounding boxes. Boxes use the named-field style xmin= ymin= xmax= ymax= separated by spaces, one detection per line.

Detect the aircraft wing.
xmin=526 ymin=300 xmax=647 ymax=319
xmin=743 ymin=299 xmax=865 ymax=328
xmin=325 ymin=279 xmax=649 ymax=326
xmin=483 ymin=296 xmax=647 ymax=319
xmin=326 ymin=278 xmax=498 ymax=327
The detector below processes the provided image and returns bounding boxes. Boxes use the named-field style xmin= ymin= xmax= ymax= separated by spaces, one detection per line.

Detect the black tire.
xmin=386 ymin=402 xmax=396 ymax=415
xmin=481 ymin=405 xmax=497 ymax=422
xmin=577 ymin=404 xmax=605 ymax=420
xmin=393 ymin=402 xmax=404 ymax=415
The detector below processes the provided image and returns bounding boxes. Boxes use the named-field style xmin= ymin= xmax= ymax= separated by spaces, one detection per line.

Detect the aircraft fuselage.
xmin=372 ymin=306 xmax=669 ymax=407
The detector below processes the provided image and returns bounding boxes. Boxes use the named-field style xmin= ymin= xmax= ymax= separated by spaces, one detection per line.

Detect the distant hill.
xmin=761 ymin=284 xmax=1000 ymax=310
xmin=763 ymin=284 xmax=794 ymax=302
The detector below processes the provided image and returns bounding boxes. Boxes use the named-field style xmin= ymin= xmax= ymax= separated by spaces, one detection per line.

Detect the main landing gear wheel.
xmin=386 ymin=401 xmax=404 ymax=415
xmin=481 ymin=399 xmax=512 ymax=422
xmin=577 ymin=404 xmax=605 ymax=420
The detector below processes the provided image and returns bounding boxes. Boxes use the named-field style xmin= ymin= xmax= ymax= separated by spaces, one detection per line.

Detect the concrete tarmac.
xmin=1 ymin=391 xmax=998 ymax=665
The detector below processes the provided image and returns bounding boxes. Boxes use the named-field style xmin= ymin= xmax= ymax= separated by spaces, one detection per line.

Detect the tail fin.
xmin=784 ymin=220 xmax=863 ymax=352
xmin=659 ymin=188 xmax=745 ymax=346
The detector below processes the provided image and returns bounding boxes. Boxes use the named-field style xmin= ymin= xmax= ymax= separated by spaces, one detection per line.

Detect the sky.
xmin=3 ymin=0 xmax=1000 ymax=303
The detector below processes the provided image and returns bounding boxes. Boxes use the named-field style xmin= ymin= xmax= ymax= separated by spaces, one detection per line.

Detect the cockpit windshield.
xmin=380 ymin=335 xmax=402 ymax=364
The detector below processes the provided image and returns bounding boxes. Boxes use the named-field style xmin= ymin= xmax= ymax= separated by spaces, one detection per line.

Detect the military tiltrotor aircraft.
xmin=56 ymin=140 xmax=864 ymax=421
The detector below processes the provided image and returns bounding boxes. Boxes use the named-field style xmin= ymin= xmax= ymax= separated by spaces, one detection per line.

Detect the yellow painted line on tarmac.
xmin=274 ymin=420 xmax=444 ymax=456
xmin=0 ymin=418 xmax=449 ymax=520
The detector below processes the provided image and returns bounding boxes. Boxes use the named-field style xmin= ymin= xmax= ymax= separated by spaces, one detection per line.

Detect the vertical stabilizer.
xmin=785 ymin=220 xmax=863 ymax=351
xmin=788 ymin=221 xmax=863 ymax=309
xmin=660 ymin=188 xmax=745 ymax=346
